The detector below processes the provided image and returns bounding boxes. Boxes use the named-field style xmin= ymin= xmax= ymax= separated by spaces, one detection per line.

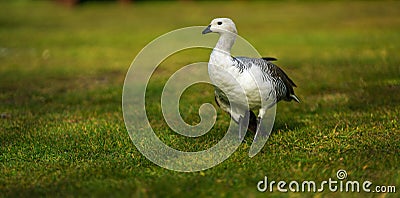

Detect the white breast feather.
xmin=208 ymin=51 xmax=274 ymax=109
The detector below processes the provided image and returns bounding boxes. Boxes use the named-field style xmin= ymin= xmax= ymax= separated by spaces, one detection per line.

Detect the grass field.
xmin=1 ymin=1 xmax=399 ymax=197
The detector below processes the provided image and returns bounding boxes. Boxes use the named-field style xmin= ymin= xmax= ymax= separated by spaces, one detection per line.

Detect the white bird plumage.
xmin=202 ymin=18 xmax=300 ymax=140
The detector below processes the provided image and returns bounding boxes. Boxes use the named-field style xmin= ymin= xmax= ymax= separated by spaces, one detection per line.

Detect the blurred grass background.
xmin=1 ymin=0 xmax=399 ymax=197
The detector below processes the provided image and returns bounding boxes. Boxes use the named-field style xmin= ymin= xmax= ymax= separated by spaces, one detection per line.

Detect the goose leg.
xmin=254 ymin=105 xmax=275 ymax=142
xmin=249 ymin=104 xmax=276 ymax=157
xmin=238 ymin=111 xmax=250 ymax=140
xmin=254 ymin=109 xmax=267 ymax=142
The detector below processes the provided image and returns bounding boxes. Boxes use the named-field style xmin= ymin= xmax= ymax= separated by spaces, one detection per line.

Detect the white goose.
xmin=202 ymin=18 xmax=299 ymax=141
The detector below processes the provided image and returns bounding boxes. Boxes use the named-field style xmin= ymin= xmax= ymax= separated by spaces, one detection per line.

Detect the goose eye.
xmin=217 ymin=22 xmax=222 ymax=25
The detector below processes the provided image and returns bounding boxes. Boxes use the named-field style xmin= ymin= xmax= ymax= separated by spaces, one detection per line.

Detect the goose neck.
xmin=215 ymin=33 xmax=236 ymax=54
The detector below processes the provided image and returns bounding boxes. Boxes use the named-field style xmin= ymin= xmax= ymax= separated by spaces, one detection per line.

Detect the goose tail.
xmin=290 ymin=94 xmax=300 ymax=103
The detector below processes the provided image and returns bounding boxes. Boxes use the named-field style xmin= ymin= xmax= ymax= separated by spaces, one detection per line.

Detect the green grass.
xmin=1 ymin=1 xmax=399 ymax=197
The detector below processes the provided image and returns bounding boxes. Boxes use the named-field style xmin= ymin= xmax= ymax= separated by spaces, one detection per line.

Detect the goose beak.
xmin=202 ymin=25 xmax=212 ymax=34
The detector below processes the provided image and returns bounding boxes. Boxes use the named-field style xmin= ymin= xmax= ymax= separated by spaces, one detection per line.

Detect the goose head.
xmin=202 ymin=18 xmax=237 ymax=35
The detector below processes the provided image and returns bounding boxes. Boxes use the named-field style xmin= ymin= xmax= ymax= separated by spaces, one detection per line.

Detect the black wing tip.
xmin=262 ymin=57 xmax=278 ymax=61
